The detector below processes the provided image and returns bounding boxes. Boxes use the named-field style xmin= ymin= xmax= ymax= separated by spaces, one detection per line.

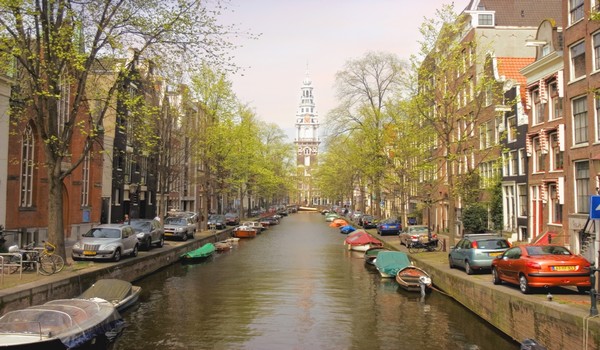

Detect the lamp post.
xmin=590 ymin=264 xmax=599 ymax=316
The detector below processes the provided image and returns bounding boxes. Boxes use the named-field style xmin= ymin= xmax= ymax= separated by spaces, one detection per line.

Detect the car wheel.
xmin=131 ymin=245 xmax=138 ymax=257
xmin=465 ymin=261 xmax=473 ymax=275
xmin=182 ymin=232 xmax=188 ymax=241
xmin=145 ymin=237 xmax=152 ymax=250
xmin=492 ymin=268 xmax=501 ymax=285
xmin=188 ymin=231 xmax=194 ymax=239
xmin=448 ymin=255 xmax=454 ymax=269
xmin=72 ymin=256 xmax=81 ymax=262
xmin=157 ymin=236 xmax=164 ymax=248
xmin=113 ymin=249 xmax=122 ymax=262
xmin=519 ymin=274 xmax=531 ymax=294
xmin=577 ymin=286 xmax=591 ymax=294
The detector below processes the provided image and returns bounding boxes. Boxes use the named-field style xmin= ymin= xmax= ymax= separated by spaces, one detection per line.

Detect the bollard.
xmin=590 ymin=265 xmax=598 ymax=316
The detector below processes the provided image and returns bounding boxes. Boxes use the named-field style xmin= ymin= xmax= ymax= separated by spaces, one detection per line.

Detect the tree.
xmin=0 ymin=0 xmax=240 ymax=259
xmin=327 ymin=51 xmax=408 ymax=217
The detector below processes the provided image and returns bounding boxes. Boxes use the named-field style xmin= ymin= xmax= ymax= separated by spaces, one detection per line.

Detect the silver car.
xmin=130 ymin=218 xmax=165 ymax=250
xmin=72 ymin=224 xmax=139 ymax=262
xmin=163 ymin=216 xmax=196 ymax=240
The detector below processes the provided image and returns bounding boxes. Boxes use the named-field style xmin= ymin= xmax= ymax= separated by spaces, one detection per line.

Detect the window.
xmin=550 ymin=82 xmax=562 ymax=120
xmin=20 ymin=124 xmax=34 ymax=208
xmin=594 ymin=32 xmax=600 ymax=71
xmin=575 ymin=161 xmax=589 ymax=213
xmin=510 ymin=150 xmax=518 ymax=176
xmin=549 ymin=132 xmax=563 ymax=171
xmin=596 ymin=95 xmax=600 ymax=142
xmin=532 ymin=89 xmax=543 ymax=124
xmin=518 ymin=149 xmax=526 ymax=175
xmin=572 ymin=96 xmax=588 ymax=144
xmin=532 ymin=137 xmax=544 ymax=172
xmin=507 ymin=116 xmax=517 ymax=142
xmin=548 ymin=183 xmax=562 ymax=224
xmin=478 ymin=13 xmax=493 ymax=26
xmin=518 ymin=184 xmax=527 ymax=217
xmin=570 ymin=0 xmax=584 ymax=24
xmin=81 ymin=154 xmax=90 ymax=207
xmin=570 ymin=41 xmax=586 ymax=80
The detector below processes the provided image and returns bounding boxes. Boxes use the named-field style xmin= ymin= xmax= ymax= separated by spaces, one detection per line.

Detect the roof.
xmin=497 ymin=57 xmax=534 ymax=104
xmin=464 ymin=0 xmax=562 ymax=27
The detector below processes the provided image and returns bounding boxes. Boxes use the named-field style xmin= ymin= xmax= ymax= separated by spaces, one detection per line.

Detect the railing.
xmin=0 ymin=253 xmax=26 ymax=283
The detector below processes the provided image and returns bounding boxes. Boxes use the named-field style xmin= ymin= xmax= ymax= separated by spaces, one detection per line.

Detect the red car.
xmin=491 ymin=244 xmax=591 ymax=294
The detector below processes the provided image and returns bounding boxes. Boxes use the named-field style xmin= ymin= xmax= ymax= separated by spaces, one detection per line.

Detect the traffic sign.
xmin=590 ymin=195 xmax=600 ymax=219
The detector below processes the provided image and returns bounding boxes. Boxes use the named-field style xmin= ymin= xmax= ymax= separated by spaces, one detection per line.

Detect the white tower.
xmin=294 ymin=70 xmax=320 ymax=206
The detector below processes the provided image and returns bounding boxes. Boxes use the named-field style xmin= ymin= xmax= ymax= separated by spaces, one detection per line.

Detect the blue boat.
xmin=340 ymin=225 xmax=356 ymax=234
xmin=375 ymin=251 xmax=412 ymax=278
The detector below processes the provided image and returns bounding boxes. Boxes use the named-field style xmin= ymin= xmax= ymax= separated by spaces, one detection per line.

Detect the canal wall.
xmin=412 ymin=255 xmax=600 ymax=350
xmin=0 ymin=230 xmax=232 ymax=314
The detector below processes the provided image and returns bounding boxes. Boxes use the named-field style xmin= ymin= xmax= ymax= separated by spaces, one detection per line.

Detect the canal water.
xmin=113 ymin=212 xmax=519 ymax=350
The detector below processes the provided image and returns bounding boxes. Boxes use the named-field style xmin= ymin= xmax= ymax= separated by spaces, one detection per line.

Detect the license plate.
xmin=552 ymin=266 xmax=576 ymax=271
xmin=489 ymin=252 xmax=503 ymax=257
xmin=83 ymin=250 xmax=97 ymax=256
xmin=165 ymin=232 xmax=173 ymax=236
xmin=388 ymin=225 xmax=396 ymax=229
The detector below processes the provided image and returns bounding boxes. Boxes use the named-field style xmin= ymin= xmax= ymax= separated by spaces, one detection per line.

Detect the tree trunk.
xmin=47 ymin=164 xmax=67 ymax=261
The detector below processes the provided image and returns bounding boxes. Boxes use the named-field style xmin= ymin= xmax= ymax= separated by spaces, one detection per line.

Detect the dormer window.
xmin=478 ymin=13 xmax=494 ymax=27
xmin=542 ymin=44 xmax=550 ymax=57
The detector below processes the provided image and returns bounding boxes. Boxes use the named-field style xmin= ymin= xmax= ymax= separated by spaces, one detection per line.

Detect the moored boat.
xmin=180 ymin=243 xmax=216 ymax=262
xmin=395 ymin=266 xmax=432 ymax=292
xmin=344 ymin=230 xmax=383 ymax=252
xmin=214 ymin=240 xmax=233 ymax=252
xmin=0 ymin=298 xmax=124 ymax=349
xmin=242 ymin=221 xmax=264 ymax=233
xmin=233 ymin=225 xmax=258 ymax=238
xmin=79 ymin=279 xmax=141 ymax=312
xmin=340 ymin=225 xmax=356 ymax=234
xmin=375 ymin=251 xmax=412 ymax=278
xmin=364 ymin=246 xmax=390 ymax=265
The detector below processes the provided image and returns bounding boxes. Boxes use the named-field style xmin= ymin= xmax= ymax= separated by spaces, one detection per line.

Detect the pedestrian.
xmin=124 ymin=214 xmax=130 ymax=224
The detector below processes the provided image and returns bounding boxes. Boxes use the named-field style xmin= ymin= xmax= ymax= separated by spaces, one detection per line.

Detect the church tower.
xmin=294 ymin=70 xmax=320 ymax=206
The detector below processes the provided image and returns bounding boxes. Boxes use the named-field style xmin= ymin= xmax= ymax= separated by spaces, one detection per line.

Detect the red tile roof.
xmin=497 ymin=57 xmax=534 ymax=104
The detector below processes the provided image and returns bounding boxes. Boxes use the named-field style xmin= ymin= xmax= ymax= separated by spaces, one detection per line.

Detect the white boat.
xmin=0 ymin=298 xmax=124 ymax=349
xmin=242 ymin=221 xmax=264 ymax=233
xmin=79 ymin=279 xmax=141 ymax=312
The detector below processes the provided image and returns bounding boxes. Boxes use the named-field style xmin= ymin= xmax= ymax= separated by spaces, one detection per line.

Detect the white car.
xmin=72 ymin=224 xmax=139 ymax=262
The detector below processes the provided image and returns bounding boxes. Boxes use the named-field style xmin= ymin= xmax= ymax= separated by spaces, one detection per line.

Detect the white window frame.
xmin=572 ymin=95 xmax=588 ymax=145
xmin=20 ymin=124 xmax=34 ymax=208
xmin=570 ymin=40 xmax=586 ymax=81
xmin=574 ymin=160 xmax=590 ymax=214
xmin=569 ymin=0 xmax=585 ymax=25
xmin=81 ymin=154 xmax=90 ymax=207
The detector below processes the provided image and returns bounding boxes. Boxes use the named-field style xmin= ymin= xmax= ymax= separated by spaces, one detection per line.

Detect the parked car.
xmin=72 ymin=224 xmax=139 ymax=262
xmin=399 ymin=225 xmax=433 ymax=245
xmin=448 ymin=234 xmax=511 ymax=274
xmin=168 ymin=210 xmax=199 ymax=223
xmin=359 ymin=215 xmax=377 ymax=229
xmin=376 ymin=218 xmax=402 ymax=236
xmin=208 ymin=214 xmax=227 ymax=229
xmin=351 ymin=211 xmax=363 ymax=221
xmin=491 ymin=244 xmax=592 ymax=294
xmin=130 ymin=218 xmax=165 ymax=250
xmin=225 ymin=212 xmax=240 ymax=226
xmin=163 ymin=216 xmax=196 ymax=241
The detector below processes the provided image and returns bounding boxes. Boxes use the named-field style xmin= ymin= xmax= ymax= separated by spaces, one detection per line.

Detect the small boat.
xmin=339 ymin=225 xmax=356 ymax=234
xmin=242 ymin=221 xmax=264 ymax=233
xmin=364 ymin=246 xmax=390 ymax=265
xmin=344 ymin=230 xmax=383 ymax=252
xmin=0 ymin=298 xmax=124 ymax=349
xmin=375 ymin=251 xmax=412 ymax=278
xmin=214 ymin=240 xmax=233 ymax=252
xmin=233 ymin=225 xmax=258 ymax=238
xmin=395 ymin=266 xmax=432 ymax=292
xmin=330 ymin=218 xmax=349 ymax=228
xmin=225 ymin=237 xmax=240 ymax=244
xmin=79 ymin=278 xmax=141 ymax=312
xmin=180 ymin=243 xmax=216 ymax=262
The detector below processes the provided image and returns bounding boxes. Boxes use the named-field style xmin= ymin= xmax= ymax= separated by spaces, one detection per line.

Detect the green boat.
xmin=374 ymin=251 xmax=412 ymax=278
xmin=180 ymin=243 xmax=216 ymax=262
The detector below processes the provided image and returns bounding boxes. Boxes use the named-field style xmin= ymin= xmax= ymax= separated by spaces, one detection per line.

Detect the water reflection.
xmin=114 ymin=213 xmax=518 ymax=350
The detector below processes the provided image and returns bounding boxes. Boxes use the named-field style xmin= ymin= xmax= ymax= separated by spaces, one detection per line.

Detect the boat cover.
xmin=330 ymin=218 xmax=349 ymax=227
xmin=344 ymin=230 xmax=382 ymax=246
xmin=375 ymin=251 xmax=411 ymax=276
xmin=80 ymin=279 xmax=132 ymax=304
xmin=340 ymin=225 xmax=356 ymax=234
xmin=180 ymin=243 xmax=216 ymax=259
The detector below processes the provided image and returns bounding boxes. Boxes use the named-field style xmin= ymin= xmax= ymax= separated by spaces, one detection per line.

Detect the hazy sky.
xmin=221 ymin=1 xmax=462 ymax=140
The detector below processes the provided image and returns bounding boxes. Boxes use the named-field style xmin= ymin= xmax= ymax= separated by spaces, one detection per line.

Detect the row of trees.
xmin=316 ymin=4 xmax=504 ymax=246
xmin=0 ymin=0 xmax=292 ymax=259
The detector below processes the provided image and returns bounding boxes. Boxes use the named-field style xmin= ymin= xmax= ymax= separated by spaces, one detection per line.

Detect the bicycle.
xmin=407 ymin=236 xmax=443 ymax=254
xmin=9 ymin=241 xmax=65 ymax=275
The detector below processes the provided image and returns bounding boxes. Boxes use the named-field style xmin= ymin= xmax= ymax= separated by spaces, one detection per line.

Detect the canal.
xmin=113 ymin=212 xmax=519 ymax=350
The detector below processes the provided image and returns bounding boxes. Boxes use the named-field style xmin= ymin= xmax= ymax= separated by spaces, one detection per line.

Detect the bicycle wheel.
xmin=408 ymin=243 xmax=421 ymax=254
xmin=39 ymin=255 xmax=56 ymax=275
xmin=49 ymin=254 xmax=65 ymax=273
xmin=434 ymin=239 xmax=443 ymax=252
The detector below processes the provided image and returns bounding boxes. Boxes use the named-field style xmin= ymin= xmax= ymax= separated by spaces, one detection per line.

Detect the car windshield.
xmin=477 ymin=239 xmax=509 ymax=249
xmin=131 ymin=221 xmax=151 ymax=231
xmin=526 ymin=245 xmax=571 ymax=256
xmin=165 ymin=218 xmax=187 ymax=225
xmin=409 ymin=227 xmax=428 ymax=233
xmin=83 ymin=228 xmax=121 ymax=239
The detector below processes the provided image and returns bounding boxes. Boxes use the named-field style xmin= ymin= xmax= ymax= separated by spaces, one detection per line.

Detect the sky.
xmin=220 ymin=0 xmax=465 ymax=140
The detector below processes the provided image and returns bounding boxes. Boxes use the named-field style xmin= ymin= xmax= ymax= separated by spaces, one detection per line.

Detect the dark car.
xmin=130 ymin=218 xmax=165 ymax=250
xmin=376 ymin=218 xmax=402 ymax=236
xmin=359 ymin=215 xmax=377 ymax=229
xmin=208 ymin=214 xmax=227 ymax=229
xmin=448 ymin=234 xmax=511 ymax=274
xmin=225 ymin=213 xmax=240 ymax=226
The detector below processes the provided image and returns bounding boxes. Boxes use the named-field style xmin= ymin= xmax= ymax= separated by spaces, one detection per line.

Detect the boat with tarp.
xmin=344 ymin=230 xmax=383 ymax=252
xmin=363 ymin=246 xmax=390 ymax=265
xmin=180 ymin=243 xmax=216 ymax=262
xmin=79 ymin=279 xmax=141 ymax=312
xmin=375 ymin=251 xmax=411 ymax=278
